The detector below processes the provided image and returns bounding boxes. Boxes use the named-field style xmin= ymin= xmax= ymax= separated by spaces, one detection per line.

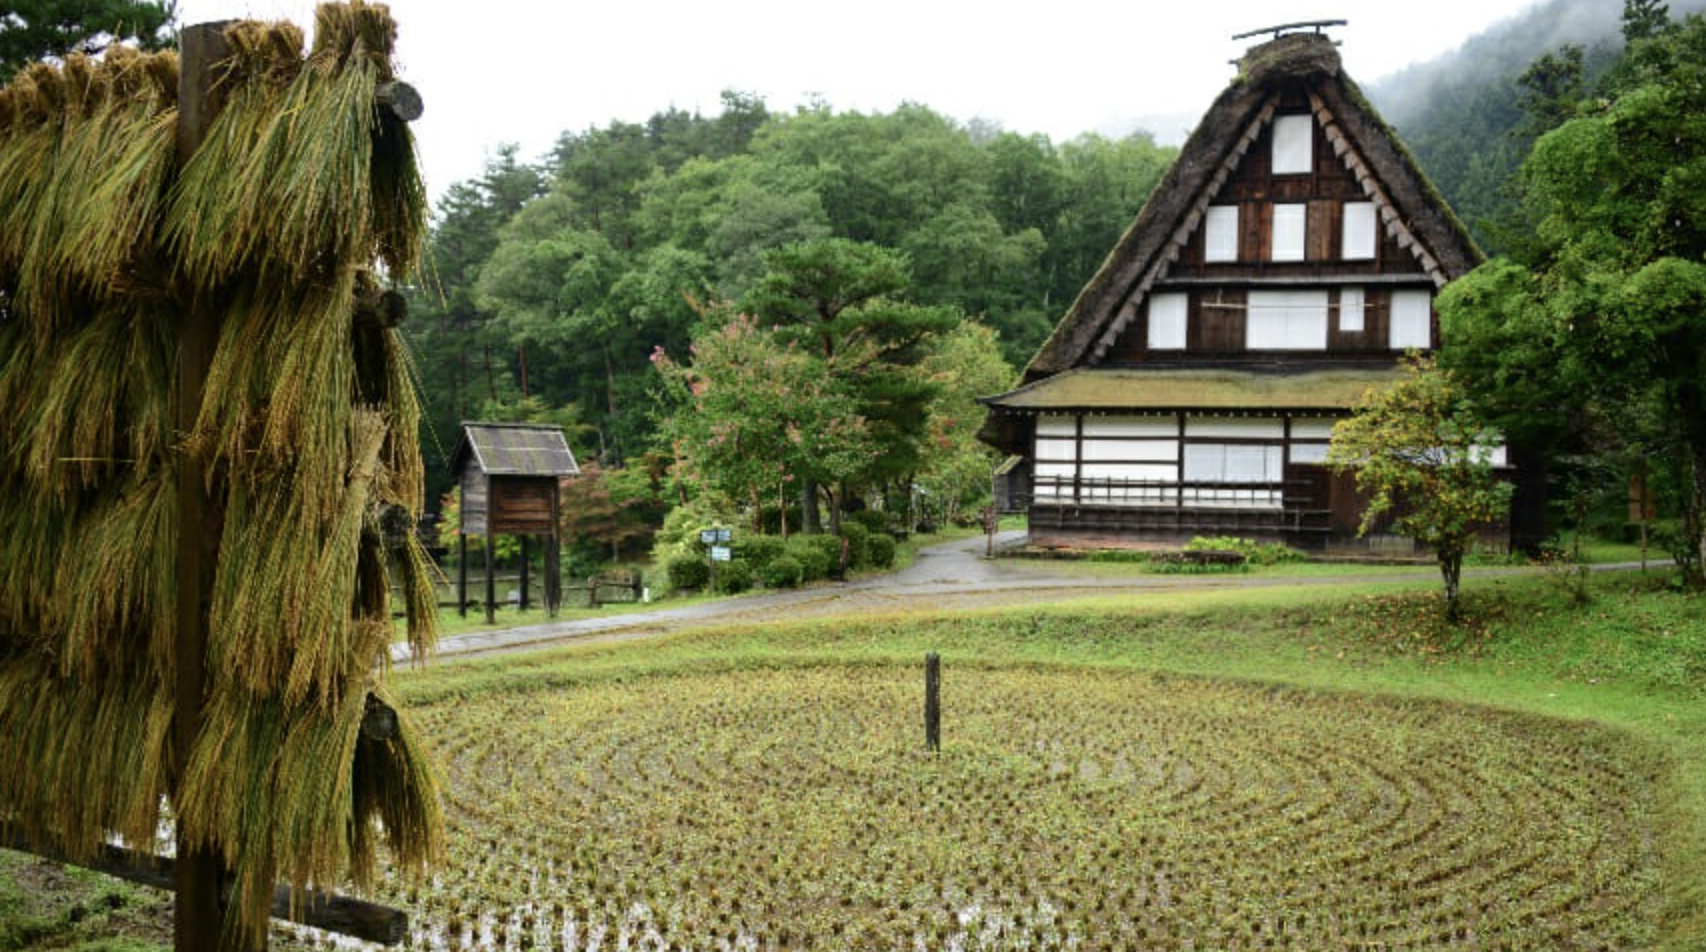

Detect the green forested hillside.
xmin=1368 ymin=0 xmax=1706 ymax=253
xmin=406 ymin=98 xmax=1175 ymax=512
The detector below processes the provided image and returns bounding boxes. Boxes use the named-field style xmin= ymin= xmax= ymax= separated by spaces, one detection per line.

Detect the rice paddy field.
xmin=349 ymin=571 xmax=1706 ymax=952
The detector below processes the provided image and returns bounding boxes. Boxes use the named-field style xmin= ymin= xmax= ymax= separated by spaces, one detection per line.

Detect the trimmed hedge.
xmin=714 ymin=559 xmax=753 ymax=594
xmin=786 ymin=538 xmax=831 ymax=582
xmin=839 ymin=521 xmax=870 ymax=570
xmin=760 ymin=555 xmax=804 ymax=589
xmin=866 ymin=532 xmax=896 ymax=569
xmin=666 ymin=555 xmax=709 ymax=590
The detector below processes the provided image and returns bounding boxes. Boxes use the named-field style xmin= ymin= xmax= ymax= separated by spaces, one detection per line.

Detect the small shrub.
xmin=1184 ymin=536 xmax=1304 ymax=566
xmin=736 ymin=534 xmax=787 ymax=572
xmin=1147 ymin=552 xmax=1248 ymax=574
xmin=760 ymin=555 xmax=804 ymax=589
xmin=849 ymin=510 xmax=889 ymax=535
xmin=805 ymin=533 xmax=847 ymax=574
xmin=1086 ymin=550 xmax=1153 ymax=564
xmin=714 ymin=559 xmax=753 ymax=594
xmin=787 ymin=537 xmax=831 ymax=581
xmin=866 ymin=532 xmax=896 ymax=569
xmin=839 ymin=521 xmax=870 ymax=569
xmin=666 ymin=555 xmax=710 ymax=591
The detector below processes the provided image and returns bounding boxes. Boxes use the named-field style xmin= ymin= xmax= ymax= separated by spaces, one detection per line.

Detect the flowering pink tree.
xmin=653 ymin=313 xmax=874 ymax=534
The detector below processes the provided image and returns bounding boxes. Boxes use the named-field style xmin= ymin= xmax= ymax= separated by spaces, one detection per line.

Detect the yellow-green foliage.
xmin=0 ymin=4 xmax=440 ymax=948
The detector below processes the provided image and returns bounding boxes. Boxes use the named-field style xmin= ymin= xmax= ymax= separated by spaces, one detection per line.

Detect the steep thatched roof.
xmin=1022 ymin=32 xmax=1483 ymax=382
xmin=0 ymin=5 xmax=439 ymax=947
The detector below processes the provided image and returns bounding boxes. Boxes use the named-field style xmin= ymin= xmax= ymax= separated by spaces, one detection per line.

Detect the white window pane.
xmin=1186 ymin=417 xmax=1284 ymax=439
xmin=1272 ymin=204 xmax=1306 ymax=262
xmin=1248 ymin=290 xmax=1327 ymax=350
xmin=1082 ymin=439 xmax=1178 ymax=463
xmin=1081 ymin=463 xmax=1177 ymax=481
xmin=1343 ymin=202 xmax=1377 ymax=260
xmin=1147 ymin=292 xmax=1188 ymax=350
xmin=1183 ymin=444 xmax=1282 ymax=483
xmin=1390 ymin=289 xmax=1432 ymax=349
xmin=1289 ymin=418 xmax=1337 ymax=440
xmin=1205 ymin=205 xmax=1239 ymax=262
xmin=1224 ymin=445 xmax=1270 ymax=482
xmin=1183 ymin=445 xmax=1224 ymax=481
xmin=1272 ymin=114 xmax=1313 ymax=175
xmin=1036 ymin=414 xmax=1077 ymax=438
xmin=1034 ymin=462 xmax=1076 ymax=479
xmin=1034 ymin=438 xmax=1077 ymax=461
xmin=1084 ymin=416 xmax=1178 ymax=438
xmin=1474 ymin=442 xmax=1509 ymax=467
xmin=1339 ymin=286 xmax=1366 ymax=333
xmin=1290 ymin=442 xmax=1330 ymax=464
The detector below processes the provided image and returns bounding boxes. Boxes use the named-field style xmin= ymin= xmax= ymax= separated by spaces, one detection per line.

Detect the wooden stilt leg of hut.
xmin=484 ymin=533 xmax=496 ymax=625
xmin=519 ymin=536 xmax=530 ymax=611
xmin=547 ymin=535 xmax=560 ymax=617
xmin=458 ymin=533 xmax=468 ymax=617
xmin=174 ymin=21 xmax=235 ymax=952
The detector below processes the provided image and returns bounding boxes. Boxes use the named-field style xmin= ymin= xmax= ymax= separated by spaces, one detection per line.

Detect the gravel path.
xmin=394 ymin=532 xmax=1457 ymax=663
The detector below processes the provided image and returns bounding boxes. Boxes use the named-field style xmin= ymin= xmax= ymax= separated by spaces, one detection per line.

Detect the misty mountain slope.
xmin=1363 ymin=0 xmax=1706 ymax=253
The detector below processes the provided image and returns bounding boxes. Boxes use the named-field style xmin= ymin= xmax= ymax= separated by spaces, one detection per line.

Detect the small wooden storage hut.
xmin=449 ymin=423 xmax=580 ymax=619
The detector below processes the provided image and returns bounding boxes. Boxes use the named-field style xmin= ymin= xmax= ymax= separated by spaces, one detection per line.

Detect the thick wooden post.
xmin=484 ymin=533 xmax=496 ymax=625
xmin=518 ymin=535 xmax=530 ymax=611
xmin=924 ymin=652 xmax=941 ymax=753
xmin=457 ymin=533 xmax=467 ymax=617
xmin=546 ymin=535 xmax=561 ymax=617
xmin=174 ymin=21 xmax=234 ymax=952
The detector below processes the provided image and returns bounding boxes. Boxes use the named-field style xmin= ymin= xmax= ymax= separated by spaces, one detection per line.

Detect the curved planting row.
xmin=373 ymin=666 xmax=1661 ymax=952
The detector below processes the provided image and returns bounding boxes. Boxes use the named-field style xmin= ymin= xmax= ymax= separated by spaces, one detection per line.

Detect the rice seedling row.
xmin=369 ymin=665 xmax=1661 ymax=951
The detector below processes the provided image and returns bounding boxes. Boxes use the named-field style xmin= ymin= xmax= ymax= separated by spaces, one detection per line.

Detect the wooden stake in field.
xmin=925 ymin=652 xmax=942 ymax=753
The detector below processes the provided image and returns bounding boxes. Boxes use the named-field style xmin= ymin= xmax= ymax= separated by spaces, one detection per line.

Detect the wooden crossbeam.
xmin=1232 ymin=19 xmax=1348 ymax=41
xmin=3 ymin=832 xmax=408 ymax=946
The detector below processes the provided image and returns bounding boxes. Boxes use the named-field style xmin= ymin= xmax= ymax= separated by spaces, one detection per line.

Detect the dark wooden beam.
xmin=361 ymin=694 xmax=399 ymax=742
xmin=375 ymin=81 xmax=422 ymax=122
xmin=3 ymin=834 xmax=408 ymax=946
xmin=1155 ymin=274 xmax=1437 ymax=288
xmin=174 ymin=22 xmax=234 ymax=952
xmin=354 ymin=285 xmax=408 ymax=329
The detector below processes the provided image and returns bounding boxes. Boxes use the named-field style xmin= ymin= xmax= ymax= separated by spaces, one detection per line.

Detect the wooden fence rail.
xmin=4 ymin=832 xmax=406 ymax=945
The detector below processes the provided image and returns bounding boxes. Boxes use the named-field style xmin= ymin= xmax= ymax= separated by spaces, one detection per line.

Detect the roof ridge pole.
xmin=174 ymin=20 xmax=234 ymax=952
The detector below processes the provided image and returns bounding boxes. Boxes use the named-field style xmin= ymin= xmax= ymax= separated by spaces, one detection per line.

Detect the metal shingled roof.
xmin=451 ymin=423 xmax=580 ymax=477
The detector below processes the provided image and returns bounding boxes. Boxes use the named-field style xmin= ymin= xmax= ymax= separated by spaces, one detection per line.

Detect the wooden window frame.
xmin=1271 ymin=204 xmax=1307 ymax=262
xmin=1272 ymin=114 xmax=1314 ymax=176
xmin=1204 ymin=205 xmax=1239 ymax=263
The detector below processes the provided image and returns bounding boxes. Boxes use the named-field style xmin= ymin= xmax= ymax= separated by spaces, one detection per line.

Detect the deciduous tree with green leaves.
xmin=652 ymin=312 xmax=874 ymax=536
xmin=914 ymin=322 xmax=1014 ymax=525
xmin=1327 ymin=358 xmax=1513 ymax=618
xmin=1439 ymin=10 xmax=1706 ymax=585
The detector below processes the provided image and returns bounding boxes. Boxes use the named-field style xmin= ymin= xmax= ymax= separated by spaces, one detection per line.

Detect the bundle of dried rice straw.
xmin=0 ymin=4 xmax=440 ymax=947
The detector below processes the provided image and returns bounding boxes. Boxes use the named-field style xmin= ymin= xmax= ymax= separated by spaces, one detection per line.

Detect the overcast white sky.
xmin=173 ymin=0 xmax=1545 ymax=203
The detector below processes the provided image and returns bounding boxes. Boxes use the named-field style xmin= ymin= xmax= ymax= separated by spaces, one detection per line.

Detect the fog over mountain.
xmin=1359 ymin=0 xmax=1706 ymax=253
xmin=1367 ymin=0 xmax=1706 ymax=127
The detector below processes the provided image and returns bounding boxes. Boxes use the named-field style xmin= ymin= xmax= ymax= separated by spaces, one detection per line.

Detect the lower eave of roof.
xmin=979 ymin=365 xmax=1405 ymax=413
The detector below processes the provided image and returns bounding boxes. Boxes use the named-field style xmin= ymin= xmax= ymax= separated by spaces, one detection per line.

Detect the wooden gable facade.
xmin=980 ymin=30 xmax=1496 ymax=552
